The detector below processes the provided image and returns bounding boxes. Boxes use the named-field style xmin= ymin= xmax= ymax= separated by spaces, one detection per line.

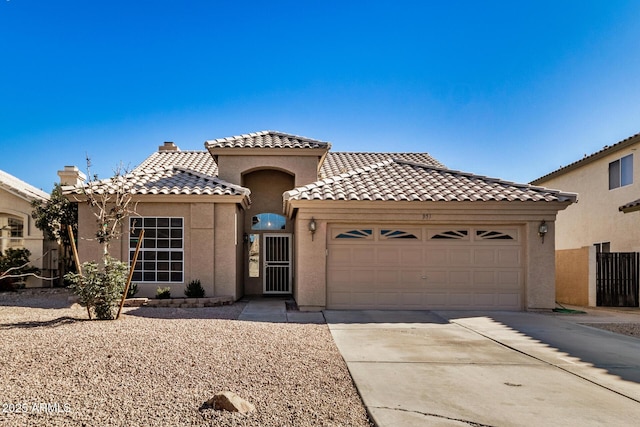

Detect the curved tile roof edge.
xmin=204 ymin=130 xmax=331 ymax=148
xmin=285 ymin=158 xmax=577 ymax=203
xmin=62 ymin=166 xmax=250 ymax=197
xmin=531 ymin=131 xmax=640 ymax=184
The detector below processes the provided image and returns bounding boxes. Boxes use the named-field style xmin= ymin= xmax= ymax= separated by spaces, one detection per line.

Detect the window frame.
xmin=129 ymin=216 xmax=184 ymax=283
xmin=609 ymin=154 xmax=633 ymax=190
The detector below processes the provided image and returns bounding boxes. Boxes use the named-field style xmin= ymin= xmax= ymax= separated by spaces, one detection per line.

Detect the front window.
xmin=129 ymin=217 xmax=184 ymax=283
xmin=0 ymin=215 xmax=24 ymax=252
xmin=609 ymin=154 xmax=633 ymax=190
xmin=251 ymin=213 xmax=286 ymax=230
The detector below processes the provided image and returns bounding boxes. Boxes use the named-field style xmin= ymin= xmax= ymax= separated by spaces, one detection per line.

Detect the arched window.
xmin=251 ymin=213 xmax=286 ymax=230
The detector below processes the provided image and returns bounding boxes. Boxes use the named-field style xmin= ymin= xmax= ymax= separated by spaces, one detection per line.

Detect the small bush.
xmin=65 ymin=256 xmax=128 ymax=320
xmin=126 ymin=282 xmax=138 ymax=298
xmin=156 ymin=286 xmax=171 ymax=299
xmin=0 ymin=248 xmax=39 ymax=292
xmin=184 ymin=279 xmax=205 ymax=298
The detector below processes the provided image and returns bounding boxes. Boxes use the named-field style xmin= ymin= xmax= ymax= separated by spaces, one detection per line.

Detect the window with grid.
xmin=129 ymin=217 xmax=184 ymax=283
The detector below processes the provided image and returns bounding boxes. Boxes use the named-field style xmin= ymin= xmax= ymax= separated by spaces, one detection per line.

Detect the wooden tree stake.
xmin=67 ymin=225 xmax=91 ymax=320
xmin=116 ymin=229 xmax=144 ymax=320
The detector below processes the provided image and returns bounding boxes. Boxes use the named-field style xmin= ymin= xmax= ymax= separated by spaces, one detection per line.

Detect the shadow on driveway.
xmin=325 ymin=309 xmax=640 ymax=427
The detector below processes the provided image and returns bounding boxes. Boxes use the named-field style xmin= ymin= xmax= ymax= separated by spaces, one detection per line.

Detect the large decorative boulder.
xmin=205 ymin=391 xmax=255 ymax=414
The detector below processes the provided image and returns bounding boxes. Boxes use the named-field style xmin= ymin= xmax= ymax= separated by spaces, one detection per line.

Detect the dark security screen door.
xmin=263 ymin=234 xmax=292 ymax=294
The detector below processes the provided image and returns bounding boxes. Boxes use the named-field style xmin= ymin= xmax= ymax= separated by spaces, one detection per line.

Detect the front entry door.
xmin=263 ymin=233 xmax=292 ymax=294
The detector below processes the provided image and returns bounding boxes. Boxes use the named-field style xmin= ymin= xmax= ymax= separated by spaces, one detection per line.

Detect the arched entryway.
xmin=242 ymin=169 xmax=295 ymax=295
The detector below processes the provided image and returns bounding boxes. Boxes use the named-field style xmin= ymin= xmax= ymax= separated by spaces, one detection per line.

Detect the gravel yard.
xmin=0 ymin=290 xmax=373 ymax=427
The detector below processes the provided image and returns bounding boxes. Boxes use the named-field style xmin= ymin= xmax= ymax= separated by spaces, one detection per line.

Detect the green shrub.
xmin=156 ymin=286 xmax=171 ymax=299
xmin=65 ymin=256 xmax=128 ymax=320
xmin=0 ymin=248 xmax=40 ymax=292
xmin=184 ymin=279 xmax=205 ymax=298
xmin=126 ymin=282 xmax=138 ymax=298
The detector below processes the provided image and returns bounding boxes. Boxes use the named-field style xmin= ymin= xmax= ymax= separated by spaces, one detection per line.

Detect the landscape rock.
xmin=206 ymin=391 xmax=256 ymax=414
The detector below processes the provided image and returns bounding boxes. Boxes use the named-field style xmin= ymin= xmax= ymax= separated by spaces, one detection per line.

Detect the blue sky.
xmin=2 ymin=0 xmax=640 ymax=192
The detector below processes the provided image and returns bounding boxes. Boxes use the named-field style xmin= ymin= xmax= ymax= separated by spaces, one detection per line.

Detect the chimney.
xmin=159 ymin=141 xmax=179 ymax=152
xmin=57 ymin=166 xmax=86 ymax=186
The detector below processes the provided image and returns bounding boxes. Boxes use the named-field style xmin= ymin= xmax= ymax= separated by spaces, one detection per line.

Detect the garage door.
xmin=327 ymin=225 xmax=524 ymax=310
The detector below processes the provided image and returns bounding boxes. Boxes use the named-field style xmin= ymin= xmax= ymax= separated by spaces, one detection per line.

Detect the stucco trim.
xmin=284 ymin=199 xmax=573 ymax=220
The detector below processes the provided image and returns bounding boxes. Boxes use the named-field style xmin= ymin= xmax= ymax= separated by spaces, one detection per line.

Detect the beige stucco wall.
xmin=555 ymin=246 xmax=595 ymax=306
xmin=290 ymin=201 xmax=568 ymax=311
xmin=75 ymin=198 xmax=241 ymax=299
xmin=0 ymin=188 xmax=47 ymax=287
xmin=216 ymin=155 xmax=320 ymax=187
xmin=535 ymin=142 xmax=640 ymax=251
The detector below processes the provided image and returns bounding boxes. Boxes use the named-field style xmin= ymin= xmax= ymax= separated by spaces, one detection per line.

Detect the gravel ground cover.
xmin=0 ymin=290 xmax=373 ymax=427
xmin=581 ymin=322 xmax=640 ymax=337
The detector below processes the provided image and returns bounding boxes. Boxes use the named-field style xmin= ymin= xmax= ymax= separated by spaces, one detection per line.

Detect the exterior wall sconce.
xmin=308 ymin=217 xmax=317 ymax=241
xmin=538 ymin=220 xmax=548 ymax=243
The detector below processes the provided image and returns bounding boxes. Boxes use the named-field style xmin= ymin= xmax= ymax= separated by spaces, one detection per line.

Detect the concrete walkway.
xmin=237 ymin=297 xmax=325 ymax=323
xmin=326 ymin=309 xmax=640 ymax=427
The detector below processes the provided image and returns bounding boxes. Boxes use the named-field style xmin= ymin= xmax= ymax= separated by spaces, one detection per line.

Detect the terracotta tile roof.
xmin=205 ymin=130 xmax=330 ymax=150
xmin=285 ymin=159 xmax=577 ymax=203
xmin=134 ymin=151 xmax=217 ymax=176
xmin=619 ymin=198 xmax=640 ymax=213
xmin=0 ymin=169 xmax=50 ymax=201
xmin=321 ymin=152 xmax=445 ymax=178
xmin=531 ymin=131 xmax=640 ymax=184
xmin=63 ymin=167 xmax=249 ymax=198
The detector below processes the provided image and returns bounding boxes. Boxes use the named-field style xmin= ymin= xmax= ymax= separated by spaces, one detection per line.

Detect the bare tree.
xmin=78 ymin=157 xmax=138 ymax=259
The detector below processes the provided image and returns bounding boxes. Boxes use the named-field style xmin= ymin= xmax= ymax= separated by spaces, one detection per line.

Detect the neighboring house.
xmin=0 ymin=169 xmax=53 ymax=287
xmin=63 ymin=130 xmax=575 ymax=311
xmin=531 ymin=132 xmax=640 ymax=252
xmin=531 ymin=131 xmax=640 ymax=306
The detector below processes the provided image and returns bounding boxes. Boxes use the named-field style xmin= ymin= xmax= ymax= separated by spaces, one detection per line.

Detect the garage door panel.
xmin=376 ymin=247 xmax=400 ymax=264
xmin=473 ymin=271 xmax=495 ymax=285
xmin=377 ymin=269 xmax=400 ymax=284
xmin=448 ymin=293 xmax=472 ymax=306
xmin=376 ymin=292 xmax=400 ymax=306
xmin=449 ymin=271 xmax=471 ymax=286
xmin=327 ymin=225 xmax=524 ymax=310
xmin=400 ymin=248 xmax=423 ymax=265
xmin=474 ymin=249 xmax=496 ymax=265
xmin=497 ymin=249 xmax=520 ymax=266
xmin=449 ymin=248 xmax=472 ymax=266
xmin=328 ymin=247 xmax=352 ymax=265
xmin=399 ymin=293 xmax=425 ymax=306
xmin=353 ymin=247 xmax=375 ymax=263
xmin=497 ymin=271 xmax=521 ymax=287
xmin=474 ymin=293 xmax=497 ymax=306
xmin=498 ymin=293 xmax=521 ymax=306
xmin=424 ymin=293 xmax=448 ymax=306
xmin=424 ymin=249 xmax=447 ymax=265
xmin=352 ymin=292 xmax=376 ymax=306
xmin=425 ymin=270 xmax=448 ymax=285
xmin=400 ymin=270 xmax=426 ymax=287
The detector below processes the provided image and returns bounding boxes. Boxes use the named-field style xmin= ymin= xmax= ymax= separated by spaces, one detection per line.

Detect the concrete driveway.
xmin=324 ymin=309 xmax=640 ymax=426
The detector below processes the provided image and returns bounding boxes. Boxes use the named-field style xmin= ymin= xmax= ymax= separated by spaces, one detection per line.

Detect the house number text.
xmin=422 ymin=213 xmax=432 ymax=220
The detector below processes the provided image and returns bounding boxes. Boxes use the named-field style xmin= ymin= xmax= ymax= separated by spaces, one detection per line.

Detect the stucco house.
xmin=0 ymin=169 xmax=53 ymax=287
xmin=63 ymin=130 xmax=575 ymax=311
xmin=532 ymin=131 xmax=640 ymax=252
xmin=531 ymin=131 xmax=640 ymax=306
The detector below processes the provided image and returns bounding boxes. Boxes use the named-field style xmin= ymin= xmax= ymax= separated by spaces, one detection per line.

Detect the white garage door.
xmin=327 ymin=225 xmax=524 ymax=310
